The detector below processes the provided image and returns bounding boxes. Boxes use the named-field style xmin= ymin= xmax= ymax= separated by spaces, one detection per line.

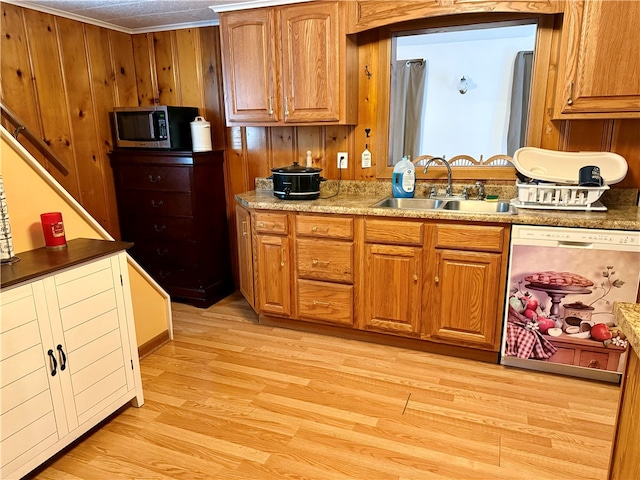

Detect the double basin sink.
xmin=371 ymin=196 xmax=517 ymax=215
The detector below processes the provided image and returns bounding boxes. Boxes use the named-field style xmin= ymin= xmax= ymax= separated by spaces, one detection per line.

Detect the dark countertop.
xmin=236 ymin=189 xmax=640 ymax=231
xmin=1 ymin=238 xmax=133 ymax=289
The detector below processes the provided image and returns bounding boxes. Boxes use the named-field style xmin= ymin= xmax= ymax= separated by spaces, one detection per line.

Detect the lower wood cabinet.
xmin=235 ymin=205 xmax=255 ymax=309
xmin=254 ymin=211 xmax=291 ymax=317
xmin=236 ymin=205 xmax=510 ymax=356
xmin=609 ymin=348 xmax=640 ymax=480
xmin=0 ymin=242 xmax=143 ymax=479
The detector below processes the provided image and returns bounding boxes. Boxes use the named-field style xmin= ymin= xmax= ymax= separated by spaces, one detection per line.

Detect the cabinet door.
xmin=0 ymin=284 xmax=64 ymax=476
xmin=555 ymin=0 xmax=640 ymax=117
xmin=363 ymin=243 xmax=422 ymax=337
xmin=610 ymin=350 xmax=640 ymax=480
xmin=256 ymin=234 xmax=291 ymax=317
xmin=428 ymin=249 xmax=501 ymax=349
xmin=235 ymin=205 xmax=255 ymax=309
xmin=46 ymin=256 xmax=135 ymax=428
xmin=279 ymin=2 xmax=339 ymax=122
xmin=220 ymin=9 xmax=280 ymax=123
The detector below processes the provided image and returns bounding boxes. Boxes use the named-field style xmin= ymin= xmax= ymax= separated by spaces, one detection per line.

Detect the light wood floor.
xmin=33 ymin=292 xmax=620 ymax=480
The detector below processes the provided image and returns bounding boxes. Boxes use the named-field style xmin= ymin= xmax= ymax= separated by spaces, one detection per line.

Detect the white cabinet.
xmin=0 ymin=247 xmax=143 ymax=479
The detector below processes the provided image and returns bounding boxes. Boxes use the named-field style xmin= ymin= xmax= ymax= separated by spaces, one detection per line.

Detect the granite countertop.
xmin=236 ymin=180 xmax=640 ymax=230
xmin=614 ymin=302 xmax=640 ymax=356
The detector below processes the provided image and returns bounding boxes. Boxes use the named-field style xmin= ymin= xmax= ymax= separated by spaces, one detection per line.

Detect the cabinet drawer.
xmin=435 ymin=224 xmax=504 ymax=253
xmin=297 ymin=279 xmax=353 ymax=326
xmin=121 ymin=216 xmax=196 ymax=242
xmin=296 ymin=214 xmax=353 ymax=239
xmin=115 ymin=165 xmax=191 ymax=192
xmin=117 ymin=191 xmax=193 ymax=217
xmin=364 ymin=218 xmax=423 ymax=245
xmin=255 ymin=212 xmax=288 ymax=234
xmin=297 ymin=238 xmax=353 ymax=283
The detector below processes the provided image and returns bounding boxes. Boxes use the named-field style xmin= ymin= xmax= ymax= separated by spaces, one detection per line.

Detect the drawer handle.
xmin=587 ymin=360 xmax=600 ymax=369
xmin=567 ymin=81 xmax=574 ymax=106
xmin=312 ymin=259 xmax=330 ymax=267
xmin=242 ymin=220 xmax=248 ymax=236
xmin=151 ymin=200 xmax=164 ymax=208
xmin=159 ymin=271 xmax=171 ymax=279
xmin=258 ymin=221 xmax=265 ymax=228
xmin=280 ymin=248 xmax=285 ymax=267
xmin=48 ymin=349 xmax=58 ymax=377
xmin=57 ymin=344 xmax=67 ymax=371
xmin=313 ymin=300 xmax=331 ymax=307
xmin=148 ymin=174 xmax=161 ymax=183
xmin=156 ymin=248 xmax=169 ymax=256
xmin=153 ymin=224 xmax=167 ymax=232
xmin=268 ymin=96 xmax=274 ymax=116
xmin=311 ymin=225 xmax=329 ymax=233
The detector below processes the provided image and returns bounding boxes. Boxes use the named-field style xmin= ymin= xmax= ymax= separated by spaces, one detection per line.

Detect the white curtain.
xmin=507 ymin=51 xmax=534 ymax=156
xmin=388 ymin=59 xmax=426 ymax=165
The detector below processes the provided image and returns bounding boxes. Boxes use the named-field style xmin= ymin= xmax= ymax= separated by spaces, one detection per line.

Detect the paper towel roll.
xmin=190 ymin=116 xmax=212 ymax=152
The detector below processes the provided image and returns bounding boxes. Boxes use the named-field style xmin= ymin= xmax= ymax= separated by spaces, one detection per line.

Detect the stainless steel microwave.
xmin=112 ymin=105 xmax=198 ymax=149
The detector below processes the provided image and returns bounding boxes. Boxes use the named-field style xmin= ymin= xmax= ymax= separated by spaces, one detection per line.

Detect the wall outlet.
xmin=337 ymin=152 xmax=348 ymax=169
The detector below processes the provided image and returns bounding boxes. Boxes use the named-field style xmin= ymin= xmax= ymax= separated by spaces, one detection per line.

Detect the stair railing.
xmin=0 ymin=102 xmax=69 ymax=177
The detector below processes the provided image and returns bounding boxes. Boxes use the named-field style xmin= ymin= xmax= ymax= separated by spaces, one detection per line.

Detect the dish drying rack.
xmin=511 ymin=180 xmax=608 ymax=211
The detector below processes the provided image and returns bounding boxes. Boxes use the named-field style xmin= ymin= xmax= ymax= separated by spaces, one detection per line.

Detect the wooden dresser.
xmin=109 ymin=149 xmax=233 ymax=308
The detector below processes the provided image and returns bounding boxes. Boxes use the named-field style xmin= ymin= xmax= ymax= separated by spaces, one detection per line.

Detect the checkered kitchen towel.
xmin=505 ymin=308 xmax=557 ymax=360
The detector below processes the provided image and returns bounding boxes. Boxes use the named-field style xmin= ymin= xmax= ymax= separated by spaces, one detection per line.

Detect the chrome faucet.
xmin=423 ymin=157 xmax=453 ymax=197
xmin=475 ymin=180 xmax=485 ymax=200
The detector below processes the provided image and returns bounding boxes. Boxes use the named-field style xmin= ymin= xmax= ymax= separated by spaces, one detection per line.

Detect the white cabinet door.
xmin=45 ymin=255 xmax=138 ymax=428
xmin=0 ymin=283 xmax=65 ymax=475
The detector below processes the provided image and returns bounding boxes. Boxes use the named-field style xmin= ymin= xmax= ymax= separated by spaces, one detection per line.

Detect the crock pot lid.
xmin=271 ymin=161 xmax=322 ymax=174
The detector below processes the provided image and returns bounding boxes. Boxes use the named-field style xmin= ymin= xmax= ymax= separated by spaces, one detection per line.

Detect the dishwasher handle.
xmin=557 ymin=241 xmax=594 ymax=249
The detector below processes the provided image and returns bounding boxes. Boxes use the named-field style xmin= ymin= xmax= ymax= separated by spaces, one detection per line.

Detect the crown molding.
xmin=210 ymin=0 xmax=312 ymax=13
xmin=2 ymin=0 xmax=220 ymax=34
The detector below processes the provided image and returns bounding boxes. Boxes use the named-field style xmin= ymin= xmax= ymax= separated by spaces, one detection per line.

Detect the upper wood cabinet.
xmin=219 ymin=1 xmax=358 ymax=126
xmin=554 ymin=0 xmax=640 ymax=118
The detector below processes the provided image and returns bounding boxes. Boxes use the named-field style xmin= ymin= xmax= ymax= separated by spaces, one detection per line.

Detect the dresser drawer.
xmin=115 ymin=165 xmax=191 ymax=192
xmin=296 ymin=214 xmax=353 ymax=240
xmin=297 ymin=279 xmax=353 ymax=326
xmin=255 ymin=212 xmax=288 ymax=235
xmin=365 ymin=218 xmax=424 ymax=246
xmin=297 ymin=238 xmax=353 ymax=283
xmin=435 ymin=224 xmax=504 ymax=253
xmin=121 ymin=216 xmax=196 ymax=242
xmin=117 ymin=191 xmax=193 ymax=216
xmin=145 ymin=264 xmax=203 ymax=288
xmin=129 ymin=241 xmax=199 ymax=267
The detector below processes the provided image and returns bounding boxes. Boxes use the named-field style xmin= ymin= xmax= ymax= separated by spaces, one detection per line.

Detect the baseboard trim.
xmin=138 ymin=330 xmax=170 ymax=359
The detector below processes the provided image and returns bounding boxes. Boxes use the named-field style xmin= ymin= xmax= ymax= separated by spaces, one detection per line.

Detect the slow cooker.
xmin=271 ymin=162 xmax=325 ymax=200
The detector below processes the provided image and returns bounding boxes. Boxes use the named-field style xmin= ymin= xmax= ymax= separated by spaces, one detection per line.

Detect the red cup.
xmin=41 ymin=212 xmax=67 ymax=248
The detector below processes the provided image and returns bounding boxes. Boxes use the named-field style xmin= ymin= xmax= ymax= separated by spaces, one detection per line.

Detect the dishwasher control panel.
xmin=513 ymin=226 xmax=639 ymax=246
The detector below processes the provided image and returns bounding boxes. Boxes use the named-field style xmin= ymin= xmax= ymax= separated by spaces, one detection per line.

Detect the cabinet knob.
xmin=268 ymin=97 xmax=274 ymax=116
xmin=587 ymin=359 xmax=600 ymax=369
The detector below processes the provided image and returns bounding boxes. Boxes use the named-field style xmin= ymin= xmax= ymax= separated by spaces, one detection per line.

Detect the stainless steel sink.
xmin=370 ymin=196 xmax=517 ymax=215
xmin=441 ymin=199 xmax=517 ymax=214
xmin=371 ymin=197 xmax=446 ymax=210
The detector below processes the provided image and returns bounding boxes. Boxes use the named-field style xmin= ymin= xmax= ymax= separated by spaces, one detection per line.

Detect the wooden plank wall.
xmin=2 ymin=4 xmax=639 ymax=255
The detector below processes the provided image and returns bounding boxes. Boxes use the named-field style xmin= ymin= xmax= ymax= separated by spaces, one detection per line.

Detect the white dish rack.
xmin=512 ymin=180 xmax=608 ymax=211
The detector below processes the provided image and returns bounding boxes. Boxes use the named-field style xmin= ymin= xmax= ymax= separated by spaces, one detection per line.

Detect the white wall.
xmin=396 ymin=24 xmax=536 ymax=160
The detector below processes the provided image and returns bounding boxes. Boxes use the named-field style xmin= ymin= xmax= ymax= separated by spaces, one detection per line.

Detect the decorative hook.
xmin=458 ymin=76 xmax=468 ymax=94
xmin=364 ymin=128 xmax=371 ymax=138
xmin=364 ymin=65 xmax=372 ymax=80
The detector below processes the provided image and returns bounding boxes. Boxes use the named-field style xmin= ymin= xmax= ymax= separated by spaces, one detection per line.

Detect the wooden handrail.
xmin=0 ymin=102 xmax=69 ymax=176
